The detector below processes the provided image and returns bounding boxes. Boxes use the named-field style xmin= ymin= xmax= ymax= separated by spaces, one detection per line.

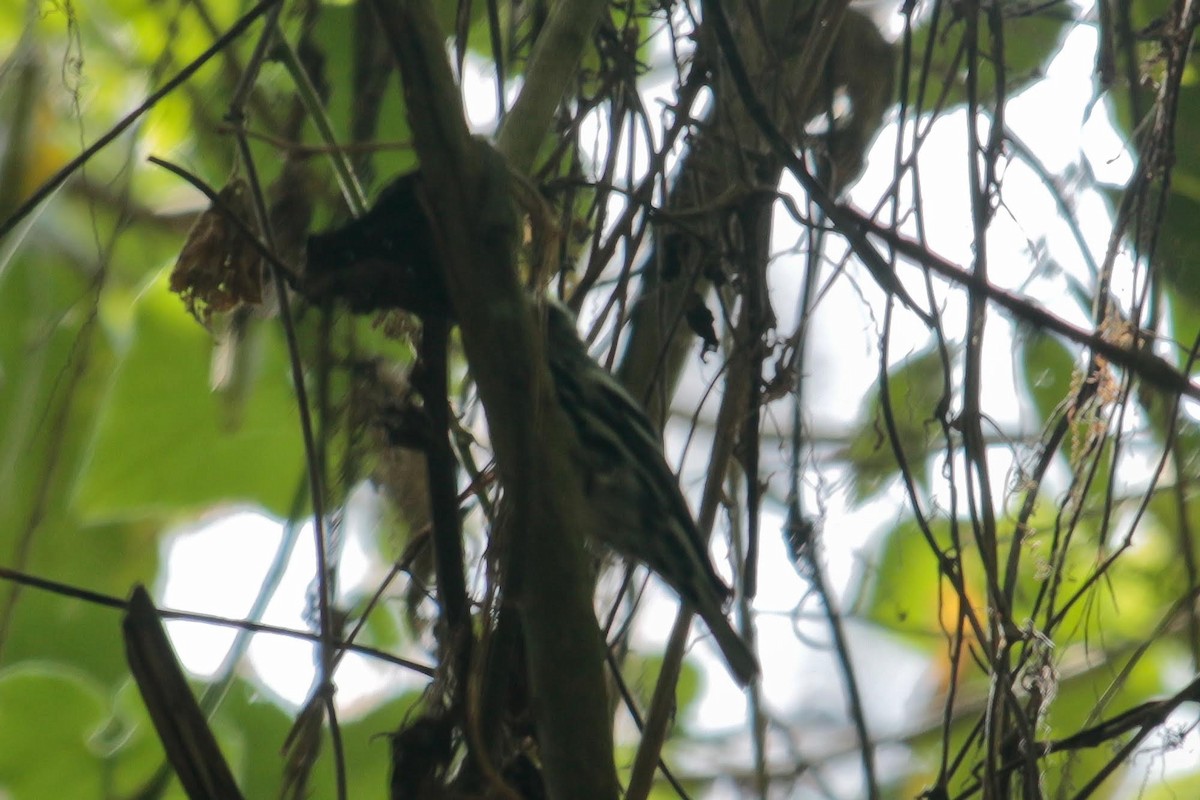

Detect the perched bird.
xmin=539 ymin=299 xmax=759 ymax=686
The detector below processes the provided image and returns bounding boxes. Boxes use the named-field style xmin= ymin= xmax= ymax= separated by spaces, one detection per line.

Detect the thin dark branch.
xmin=803 ymin=546 xmax=879 ymax=799
xmin=0 ymin=565 xmax=434 ymax=675
xmin=417 ymin=319 xmax=474 ymax=685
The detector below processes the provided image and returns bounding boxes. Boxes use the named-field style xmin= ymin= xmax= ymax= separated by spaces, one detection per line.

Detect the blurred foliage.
xmin=3 ymin=0 xmax=1200 ymax=797
xmin=74 ymin=276 xmax=305 ymax=519
xmin=903 ymin=1 xmax=1073 ymax=109
xmin=1019 ymin=329 xmax=1077 ymax=425
xmin=843 ymin=345 xmax=946 ymax=503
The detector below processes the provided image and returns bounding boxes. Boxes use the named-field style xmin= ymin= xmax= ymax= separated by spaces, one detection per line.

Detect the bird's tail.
xmin=694 ymin=602 xmax=759 ymax=687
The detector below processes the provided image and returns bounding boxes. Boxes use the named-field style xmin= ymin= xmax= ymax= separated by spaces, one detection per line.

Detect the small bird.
xmin=539 ymin=299 xmax=759 ymax=686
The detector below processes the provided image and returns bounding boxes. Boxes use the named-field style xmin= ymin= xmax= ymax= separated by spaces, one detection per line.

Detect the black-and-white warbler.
xmin=540 ymin=299 xmax=759 ymax=686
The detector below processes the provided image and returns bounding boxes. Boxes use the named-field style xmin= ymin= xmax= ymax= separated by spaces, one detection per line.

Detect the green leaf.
xmin=843 ymin=346 xmax=945 ymax=504
xmin=1018 ymin=329 xmax=1076 ymax=425
xmin=1150 ymin=191 xmax=1200 ymax=305
xmin=905 ymin=7 xmax=1072 ymax=109
xmin=1037 ymin=652 xmax=1164 ymax=796
xmin=629 ymin=651 xmax=704 ymax=725
xmin=358 ymin=594 xmax=406 ymax=654
xmin=213 ymin=676 xmax=423 ymax=798
xmin=0 ymin=251 xmax=114 ymax=542
xmin=0 ymin=664 xmax=108 ymax=798
xmin=862 ymin=517 xmax=964 ymax=641
xmin=106 ymin=680 xmax=190 ymax=800
xmin=2 ymin=519 xmax=160 ymax=684
xmin=1141 ymin=769 xmax=1200 ymax=800
xmin=73 ymin=274 xmax=305 ymax=520
xmin=309 ymin=3 xmax=417 ymax=196
xmin=0 ymin=251 xmax=160 ymax=683
xmin=207 ymin=678 xmax=293 ymax=799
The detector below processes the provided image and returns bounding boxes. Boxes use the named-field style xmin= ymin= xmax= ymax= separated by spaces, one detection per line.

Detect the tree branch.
xmin=495 ymin=0 xmax=609 ymax=173
xmin=368 ymin=2 xmax=619 ymax=798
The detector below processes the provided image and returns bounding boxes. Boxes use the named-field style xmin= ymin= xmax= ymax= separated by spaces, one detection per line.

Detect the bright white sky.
xmin=163 ymin=8 xmax=1199 ymax=794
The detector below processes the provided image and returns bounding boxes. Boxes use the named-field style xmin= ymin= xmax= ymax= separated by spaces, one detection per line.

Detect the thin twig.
xmin=225 ymin=5 xmax=347 ymax=794
xmin=0 ymin=564 xmax=433 ymax=674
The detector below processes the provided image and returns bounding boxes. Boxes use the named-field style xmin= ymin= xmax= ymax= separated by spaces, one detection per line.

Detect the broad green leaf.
xmin=0 ymin=250 xmax=161 ymax=683
xmin=626 ymin=652 xmax=703 ymax=727
xmin=1167 ymin=288 xmax=1200 ymax=382
xmin=1096 ymin=0 xmax=1173 ymax=195
xmin=905 ymin=6 xmax=1072 ymax=109
xmin=1170 ymin=83 xmax=1200 ymax=203
xmin=1150 ymin=191 xmax=1200 ymax=305
xmin=309 ymin=3 xmax=417 ymax=198
xmin=105 ymin=680 xmax=189 ymax=800
xmin=213 ymin=676 xmax=423 ymax=798
xmin=902 ymin=639 xmax=1165 ymax=799
xmin=0 ymin=664 xmax=108 ymax=798
xmin=1018 ymin=329 xmax=1076 ymax=426
xmin=73 ymin=274 xmax=305 ymax=519
xmin=1141 ymin=769 xmax=1200 ymax=800
xmin=1162 ymin=420 xmax=1200 ymax=502
xmin=862 ymin=518 xmax=969 ymax=641
xmin=338 ymin=690 xmax=429 ymax=798
xmin=208 ymin=677 xmax=293 ymax=799
xmin=358 ymin=593 xmax=406 ymax=654
xmin=1 ymin=519 xmax=159 ymax=684
xmin=1038 ymin=652 xmax=1164 ymax=796
xmin=1102 ymin=2 xmax=1200 ymax=309
xmin=843 ymin=346 xmax=946 ymax=504
xmin=1129 ymin=195 xmax=1200 ymax=441
xmin=0 ymin=250 xmax=112 ymax=538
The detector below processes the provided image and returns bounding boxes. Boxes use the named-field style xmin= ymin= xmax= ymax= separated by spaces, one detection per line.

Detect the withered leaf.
xmin=684 ymin=290 xmax=719 ymax=355
xmin=170 ymin=178 xmax=264 ymax=325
